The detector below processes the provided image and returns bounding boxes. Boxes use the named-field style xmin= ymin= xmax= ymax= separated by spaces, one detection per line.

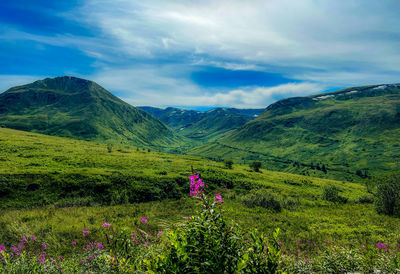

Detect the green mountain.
xmin=0 ymin=76 xmax=181 ymax=148
xmin=139 ymin=106 xmax=263 ymax=142
xmin=190 ymin=84 xmax=400 ymax=181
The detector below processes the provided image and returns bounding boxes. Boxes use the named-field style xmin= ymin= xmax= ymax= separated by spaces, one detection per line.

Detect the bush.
xmin=241 ymin=189 xmax=282 ymax=212
xmin=357 ymin=195 xmax=374 ymax=204
xmin=250 ymin=161 xmax=262 ymax=172
xmin=224 ymin=159 xmax=233 ymax=169
xmin=322 ymin=186 xmax=348 ymax=204
xmin=374 ymin=173 xmax=400 ymax=216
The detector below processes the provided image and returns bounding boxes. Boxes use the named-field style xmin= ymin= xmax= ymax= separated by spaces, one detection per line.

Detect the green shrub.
xmin=225 ymin=159 xmax=234 ymax=169
xmin=322 ymin=186 xmax=348 ymax=204
xmin=357 ymin=195 xmax=374 ymax=204
xmin=250 ymin=161 xmax=262 ymax=172
xmin=241 ymin=189 xmax=282 ymax=212
xmin=374 ymin=173 xmax=400 ymax=216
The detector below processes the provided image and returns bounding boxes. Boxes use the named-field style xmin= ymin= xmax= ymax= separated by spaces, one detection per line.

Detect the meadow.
xmin=1 ymin=127 xmax=400 ymax=272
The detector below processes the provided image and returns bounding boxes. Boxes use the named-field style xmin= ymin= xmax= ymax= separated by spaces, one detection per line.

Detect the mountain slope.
xmin=139 ymin=106 xmax=263 ymax=142
xmin=0 ymin=76 xmax=181 ymax=148
xmin=190 ymin=84 xmax=400 ymax=181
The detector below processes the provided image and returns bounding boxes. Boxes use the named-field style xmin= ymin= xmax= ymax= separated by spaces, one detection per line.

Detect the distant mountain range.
xmin=139 ymin=106 xmax=263 ymax=142
xmin=1 ymin=76 xmax=399 ymax=181
xmin=0 ymin=76 xmax=181 ymax=148
xmin=191 ymin=84 xmax=400 ymax=181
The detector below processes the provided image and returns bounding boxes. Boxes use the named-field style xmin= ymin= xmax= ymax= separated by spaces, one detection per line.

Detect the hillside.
xmin=0 ymin=76 xmax=182 ymax=149
xmin=139 ymin=106 xmax=263 ymax=141
xmin=191 ymin=84 xmax=400 ymax=181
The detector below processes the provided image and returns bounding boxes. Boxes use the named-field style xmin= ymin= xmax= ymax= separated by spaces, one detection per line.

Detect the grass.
xmin=1 ymin=127 xmax=400 ymax=261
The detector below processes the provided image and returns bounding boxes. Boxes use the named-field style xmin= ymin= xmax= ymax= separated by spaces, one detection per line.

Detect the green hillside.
xmin=0 ymin=76 xmax=182 ymax=149
xmin=191 ymin=84 xmax=400 ymax=181
xmin=139 ymin=106 xmax=263 ymax=142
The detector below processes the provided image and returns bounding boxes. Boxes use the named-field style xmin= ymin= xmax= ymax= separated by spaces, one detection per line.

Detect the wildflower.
xmin=18 ymin=243 xmax=24 ymax=250
xmin=143 ymin=242 xmax=149 ymax=247
xmin=297 ymin=249 xmax=300 ymax=253
xmin=97 ymin=243 xmax=103 ymax=249
xmin=58 ymin=256 xmax=63 ymax=261
xmin=0 ymin=245 xmax=5 ymax=252
xmin=305 ymin=258 xmax=310 ymax=263
xmin=214 ymin=194 xmax=224 ymax=203
xmin=81 ymin=260 xmax=86 ymax=264
xmin=82 ymin=230 xmax=89 ymax=235
xmin=186 ymin=216 xmax=191 ymax=220
xmin=307 ymin=240 xmax=311 ymax=243
xmin=131 ymin=232 xmax=136 ymax=236
xmin=89 ymin=255 xmax=94 ymax=260
xmin=30 ymin=235 xmax=36 ymax=241
xmin=102 ymin=222 xmax=111 ymax=228
xmin=189 ymin=174 xmax=205 ymax=197
xmin=314 ymin=244 xmax=318 ymax=248
xmin=21 ymin=236 xmax=27 ymax=243
xmin=72 ymin=240 xmax=76 ymax=245
xmin=157 ymin=230 xmax=163 ymax=237
xmin=42 ymin=243 xmax=47 ymax=249
xmin=362 ymin=244 xmax=365 ymax=249
xmin=297 ymin=239 xmax=301 ymax=243
xmin=141 ymin=217 xmax=147 ymax=223
xmin=278 ymin=241 xmax=282 ymax=246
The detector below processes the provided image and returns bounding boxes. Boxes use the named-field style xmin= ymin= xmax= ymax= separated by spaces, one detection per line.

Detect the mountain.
xmin=139 ymin=106 xmax=263 ymax=141
xmin=190 ymin=84 xmax=400 ymax=181
xmin=0 ymin=76 xmax=181 ymax=148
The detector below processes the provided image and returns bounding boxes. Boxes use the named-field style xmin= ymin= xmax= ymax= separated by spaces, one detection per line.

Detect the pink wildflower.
xmin=30 ymin=235 xmax=36 ymax=241
xmin=72 ymin=240 xmax=76 ymax=245
xmin=189 ymin=174 xmax=205 ymax=197
xmin=157 ymin=230 xmax=163 ymax=237
xmin=0 ymin=245 xmax=6 ymax=252
xmin=82 ymin=230 xmax=89 ymax=235
xmin=143 ymin=241 xmax=149 ymax=247
xmin=141 ymin=217 xmax=147 ymax=223
xmin=297 ymin=239 xmax=301 ymax=243
xmin=102 ymin=222 xmax=111 ymax=227
xmin=214 ymin=194 xmax=224 ymax=203
xmin=97 ymin=243 xmax=103 ymax=249
xmin=21 ymin=236 xmax=27 ymax=243
xmin=42 ymin=243 xmax=47 ymax=249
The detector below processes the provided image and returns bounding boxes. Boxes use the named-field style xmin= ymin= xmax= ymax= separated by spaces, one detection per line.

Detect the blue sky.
xmin=1 ymin=0 xmax=399 ymax=108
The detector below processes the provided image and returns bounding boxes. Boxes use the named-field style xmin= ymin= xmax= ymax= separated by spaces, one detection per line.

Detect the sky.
xmin=0 ymin=0 xmax=399 ymax=109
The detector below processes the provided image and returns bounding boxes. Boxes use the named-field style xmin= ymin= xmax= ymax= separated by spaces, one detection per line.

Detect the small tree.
xmin=322 ymin=185 xmax=347 ymax=203
xmin=107 ymin=144 xmax=113 ymax=153
xmin=224 ymin=159 xmax=233 ymax=169
xmin=250 ymin=161 xmax=262 ymax=172
xmin=374 ymin=173 xmax=400 ymax=216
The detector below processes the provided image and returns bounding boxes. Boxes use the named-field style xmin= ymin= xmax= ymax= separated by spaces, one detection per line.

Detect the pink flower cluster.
xmin=214 ymin=194 xmax=224 ymax=204
xmin=189 ymin=174 xmax=205 ymax=197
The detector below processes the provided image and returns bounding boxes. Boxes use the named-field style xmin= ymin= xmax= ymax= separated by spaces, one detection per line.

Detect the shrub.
xmin=107 ymin=144 xmax=113 ymax=153
xmin=322 ymin=186 xmax=348 ymax=204
xmin=241 ymin=189 xmax=282 ymax=212
xmin=225 ymin=159 xmax=233 ymax=169
xmin=250 ymin=161 xmax=262 ymax=172
xmin=357 ymin=195 xmax=374 ymax=204
xmin=374 ymin=173 xmax=400 ymax=216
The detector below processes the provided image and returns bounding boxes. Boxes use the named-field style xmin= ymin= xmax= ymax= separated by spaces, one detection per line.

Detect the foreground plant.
xmin=146 ymin=169 xmax=281 ymax=273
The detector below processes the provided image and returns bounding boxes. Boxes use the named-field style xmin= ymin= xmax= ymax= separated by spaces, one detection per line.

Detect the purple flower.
xmin=307 ymin=240 xmax=311 ymax=243
xmin=157 ymin=230 xmax=163 ymax=237
xmin=58 ymin=256 xmax=63 ymax=261
xmin=97 ymin=243 xmax=104 ymax=249
xmin=82 ymin=230 xmax=89 ymax=235
xmin=0 ymin=245 xmax=6 ymax=252
xmin=214 ymin=194 xmax=224 ymax=203
xmin=189 ymin=174 xmax=205 ymax=197
xmin=297 ymin=239 xmax=301 ymax=243
xmin=30 ymin=235 xmax=36 ymax=241
xmin=89 ymin=255 xmax=94 ymax=260
xmin=81 ymin=259 xmax=86 ymax=264
xmin=21 ymin=236 xmax=27 ymax=243
xmin=278 ymin=241 xmax=282 ymax=246
xmin=42 ymin=243 xmax=47 ymax=249
xmin=72 ymin=240 xmax=76 ymax=245
xmin=102 ymin=222 xmax=111 ymax=228
xmin=143 ymin=241 xmax=149 ymax=247
xmin=141 ymin=217 xmax=147 ymax=223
